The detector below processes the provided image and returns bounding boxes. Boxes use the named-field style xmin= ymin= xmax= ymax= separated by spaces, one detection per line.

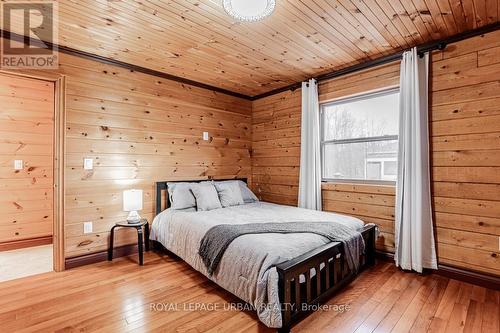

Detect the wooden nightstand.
xmin=108 ymin=219 xmax=150 ymax=265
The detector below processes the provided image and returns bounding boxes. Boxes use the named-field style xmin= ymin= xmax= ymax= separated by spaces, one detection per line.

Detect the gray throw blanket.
xmin=199 ymin=222 xmax=365 ymax=276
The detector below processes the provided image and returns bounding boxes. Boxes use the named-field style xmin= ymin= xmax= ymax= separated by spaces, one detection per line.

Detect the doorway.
xmin=0 ymin=71 xmax=65 ymax=281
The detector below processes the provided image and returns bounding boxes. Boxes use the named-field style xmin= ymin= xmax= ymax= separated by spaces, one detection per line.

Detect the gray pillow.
xmin=191 ymin=183 xmax=222 ymax=211
xmin=215 ymin=180 xmax=259 ymax=203
xmin=167 ymin=182 xmax=196 ymax=210
xmin=214 ymin=181 xmax=244 ymax=207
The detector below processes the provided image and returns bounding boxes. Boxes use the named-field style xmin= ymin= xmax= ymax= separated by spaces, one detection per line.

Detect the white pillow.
xmin=238 ymin=181 xmax=259 ymax=203
xmin=191 ymin=183 xmax=222 ymax=211
xmin=167 ymin=182 xmax=196 ymax=210
xmin=215 ymin=180 xmax=258 ymax=203
xmin=214 ymin=181 xmax=244 ymax=207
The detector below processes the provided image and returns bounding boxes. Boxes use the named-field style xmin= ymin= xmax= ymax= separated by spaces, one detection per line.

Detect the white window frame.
xmin=320 ymin=87 xmax=400 ymax=185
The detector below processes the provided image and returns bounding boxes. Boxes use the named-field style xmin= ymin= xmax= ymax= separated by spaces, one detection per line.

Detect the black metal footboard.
xmin=276 ymin=224 xmax=376 ymax=333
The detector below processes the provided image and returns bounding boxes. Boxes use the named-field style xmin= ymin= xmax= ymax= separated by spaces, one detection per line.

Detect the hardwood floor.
xmin=0 ymin=252 xmax=497 ymax=333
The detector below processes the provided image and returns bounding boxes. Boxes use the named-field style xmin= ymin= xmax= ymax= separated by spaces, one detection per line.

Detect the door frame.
xmin=0 ymin=70 xmax=66 ymax=272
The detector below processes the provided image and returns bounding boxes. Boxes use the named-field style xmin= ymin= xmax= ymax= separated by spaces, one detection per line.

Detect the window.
xmin=321 ymin=88 xmax=400 ymax=184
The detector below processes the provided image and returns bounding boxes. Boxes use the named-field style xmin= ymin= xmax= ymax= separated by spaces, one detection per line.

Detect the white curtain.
xmin=298 ymin=78 xmax=322 ymax=210
xmin=395 ymin=48 xmax=437 ymax=273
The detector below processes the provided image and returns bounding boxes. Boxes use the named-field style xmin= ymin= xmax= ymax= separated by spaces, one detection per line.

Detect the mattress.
xmin=150 ymin=201 xmax=364 ymax=328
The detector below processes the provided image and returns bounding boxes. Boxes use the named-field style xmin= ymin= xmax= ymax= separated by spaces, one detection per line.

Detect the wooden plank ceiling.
xmin=31 ymin=1 xmax=500 ymax=96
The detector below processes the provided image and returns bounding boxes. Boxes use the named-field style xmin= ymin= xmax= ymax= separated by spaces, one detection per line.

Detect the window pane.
xmin=366 ymin=162 xmax=381 ymax=180
xmin=384 ymin=160 xmax=397 ymax=176
xmin=323 ymin=91 xmax=399 ymax=141
xmin=323 ymin=140 xmax=398 ymax=181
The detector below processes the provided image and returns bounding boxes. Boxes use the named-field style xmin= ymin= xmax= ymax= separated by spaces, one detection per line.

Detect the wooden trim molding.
xmin=53 ymin=76 xmax=66 ymax=272
xmin=65 ymin=244 xmax=140 ymax=269
xmin=2 ymin=24 xmax=500 ymax=100
xmin=376 ymin=251 xmax=500 ymax=290
xmin=0 ymin=236 xmax=53 ymax=252
xmin=436 ymin=265 xmax=500 ymax=291
xmin=0 ymin=29 xmax=252 ymax=100
xmin=375 ymin=251 xmax=396 ymax=262
xmin=251 ymin=22 xmax=500 ymax=100
xmin=0 ymin=71 xmax=66 ymax=271
xmin=68 ymin=248 xmax=500 ymax=290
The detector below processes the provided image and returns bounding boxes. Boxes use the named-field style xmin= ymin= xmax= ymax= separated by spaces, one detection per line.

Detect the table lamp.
xmin=123 ymin=189 xmax=143 ymax=223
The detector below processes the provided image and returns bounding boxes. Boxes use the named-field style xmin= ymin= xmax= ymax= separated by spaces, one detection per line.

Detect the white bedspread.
xmin=150 ymin=202 xmax=364 ymax=328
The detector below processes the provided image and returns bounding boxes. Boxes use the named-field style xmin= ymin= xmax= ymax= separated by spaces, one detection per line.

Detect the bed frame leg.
xmin=150 ymin=240 xmax=161 ymax=252
xmin=366 ymin=226 xmax=376 ymax=266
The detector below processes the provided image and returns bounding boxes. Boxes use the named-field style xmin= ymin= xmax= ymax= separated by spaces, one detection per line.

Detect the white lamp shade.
xmin=123 ymin=189 xmax=143 ymax=212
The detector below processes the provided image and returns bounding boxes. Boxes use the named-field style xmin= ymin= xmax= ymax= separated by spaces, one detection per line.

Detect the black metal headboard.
xmin=155 ymin=178 xmax=248 ymax=216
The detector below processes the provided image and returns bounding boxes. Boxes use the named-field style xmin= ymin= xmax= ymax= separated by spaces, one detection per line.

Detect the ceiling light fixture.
xmin=223 ymin=0 xmax=276 ymax=22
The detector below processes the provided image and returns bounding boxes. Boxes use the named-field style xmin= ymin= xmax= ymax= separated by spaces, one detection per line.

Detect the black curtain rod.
xmin=251 ymin=22 xmax=500 ymax=101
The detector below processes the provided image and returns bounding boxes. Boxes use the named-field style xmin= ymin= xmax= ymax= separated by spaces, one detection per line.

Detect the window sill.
xmin=321 ymin=180 xmax=396 ymax=190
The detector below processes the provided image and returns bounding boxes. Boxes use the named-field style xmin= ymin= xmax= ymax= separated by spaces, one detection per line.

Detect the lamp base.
xmin=126 ymin=211 xmax=141 ymax=224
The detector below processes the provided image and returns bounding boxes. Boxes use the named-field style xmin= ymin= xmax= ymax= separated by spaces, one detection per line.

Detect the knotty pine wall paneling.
xmin=4 ymin=45 xmax=252 ymax=260
xmin=0 ymin=74 xmax=54 ymax=245
xmin=252 ymin=30 xmax=500 ymax=276
xmin=60 ymin=55 xmax=252 ymax=258
xmin=430 ymin=30 xmax=500 ymax=276
xmin=252 ymin=89 xmax=302 ymax=205
xmin=252 ymin=61 xmax=400 ymax=253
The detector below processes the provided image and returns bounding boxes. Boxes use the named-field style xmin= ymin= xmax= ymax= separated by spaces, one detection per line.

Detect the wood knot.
xmin=78 ymin=240 xmax=93 ymax=247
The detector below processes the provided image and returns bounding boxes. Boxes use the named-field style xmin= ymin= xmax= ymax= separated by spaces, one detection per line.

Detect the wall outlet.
xmin=14 ymin=160 xmax=23 ymax=170
xmin=83 ymin=158 xmax=93 ymax=170
xmin=203 ymin=132 xmax=209 ymax=141
xmin=83 ymin=221 xmax=93 ymax=234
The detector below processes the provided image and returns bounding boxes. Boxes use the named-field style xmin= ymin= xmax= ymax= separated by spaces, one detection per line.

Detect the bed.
xmin=151 ymin=179 xmax=376 ymax=333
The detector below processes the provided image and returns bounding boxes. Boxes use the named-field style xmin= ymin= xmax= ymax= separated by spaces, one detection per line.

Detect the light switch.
xmin=83 ymin=221 xmax=93 ymax=234
xmin=84 ymin=158 xmax=93 ymax=170
xmin=14 ymin=160 xmax=23 ymax=170
xmin=203 ymin=132 xmax=209 ymax=141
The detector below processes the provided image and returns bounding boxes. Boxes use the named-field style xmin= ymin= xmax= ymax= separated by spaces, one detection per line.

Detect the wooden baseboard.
xmin=0 ymin=236 xmax=53 ymax=252
xmin=375 ymin=250 xmax=395 ymax=262
xmin=376 ymin=251 xmax=500 ymax=290
xmin=66 ymin=246 xmax=499 ymax=290
xmin=436 ymin=265 xmax=500 ymax=290
xmin=65 ymin=244 xmax=139 ymax=269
